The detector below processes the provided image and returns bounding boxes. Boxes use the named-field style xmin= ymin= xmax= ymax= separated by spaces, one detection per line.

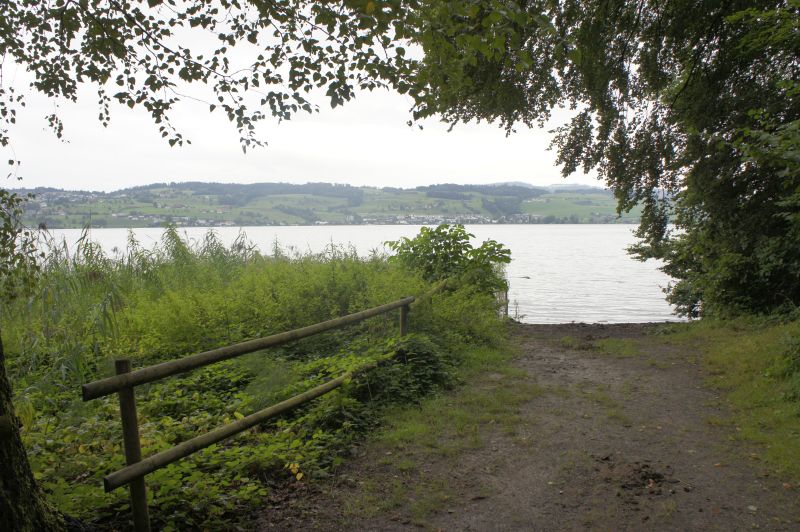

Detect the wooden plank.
xmin=83 ymin=297 xmax=414 ymax=400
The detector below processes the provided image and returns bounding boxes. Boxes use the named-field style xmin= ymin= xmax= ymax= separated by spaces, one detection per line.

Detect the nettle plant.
xmin=386 ymin=224 xmax=510 ymax=295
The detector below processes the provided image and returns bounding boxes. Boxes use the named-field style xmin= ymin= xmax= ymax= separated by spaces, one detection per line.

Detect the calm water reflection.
xmin=49 ymin=224 xmax=680 ymax=324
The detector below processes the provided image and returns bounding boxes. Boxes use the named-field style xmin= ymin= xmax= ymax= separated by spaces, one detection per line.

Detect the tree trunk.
xmin=0 ymin=331 xmax=65 ymax=531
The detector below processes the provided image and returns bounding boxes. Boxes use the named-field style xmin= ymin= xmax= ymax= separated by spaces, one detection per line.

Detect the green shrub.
xmin=2 ymin=227 xmax=507 ymax=529
xmin=386 ymin=224 xmax=510 ymax=295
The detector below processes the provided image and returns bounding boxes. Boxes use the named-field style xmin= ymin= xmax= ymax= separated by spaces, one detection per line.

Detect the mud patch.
xmin=593 ymin=454 xmax=679 ymax=500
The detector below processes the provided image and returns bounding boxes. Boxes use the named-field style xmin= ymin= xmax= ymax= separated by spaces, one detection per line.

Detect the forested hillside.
xmin=17 ymin=182 xmax=641 ymax=228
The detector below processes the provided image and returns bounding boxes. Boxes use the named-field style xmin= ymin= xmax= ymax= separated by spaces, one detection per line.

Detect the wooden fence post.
xmin=115 ymin=359 xmax=151 ymax=532
xmin=84 ymin=298 xmax=415 ymax=527
xmin=399 ymin=303 xmax=409 ymax=336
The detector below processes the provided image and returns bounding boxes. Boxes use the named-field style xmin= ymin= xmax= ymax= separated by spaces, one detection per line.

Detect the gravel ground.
xmin=257 ymin=323 xmax=800 ymax=531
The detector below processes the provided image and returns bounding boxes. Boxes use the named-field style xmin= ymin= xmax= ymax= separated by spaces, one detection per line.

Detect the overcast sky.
xmin=3 ymin=76 xmax=600 ymax=192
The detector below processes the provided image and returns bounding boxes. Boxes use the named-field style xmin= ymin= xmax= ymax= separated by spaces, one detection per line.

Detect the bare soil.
xmin=257 ymin=323 xmax=800 ymax=531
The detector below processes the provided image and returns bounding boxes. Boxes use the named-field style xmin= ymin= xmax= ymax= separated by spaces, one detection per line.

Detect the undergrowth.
xmin=659 ymin=316 xmax=800 ymax=482
xmin=1 ymin=227 xmax=508 ymax=530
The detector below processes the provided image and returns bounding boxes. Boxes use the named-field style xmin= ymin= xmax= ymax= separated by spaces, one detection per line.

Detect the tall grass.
xmin=2 ymin=227 xmax=507 ymax=529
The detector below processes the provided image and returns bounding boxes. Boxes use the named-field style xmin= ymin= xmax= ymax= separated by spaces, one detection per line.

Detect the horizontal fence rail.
xmin=81 ymin=297 xmax=414 ymax=532
xmin=83 ymin=296 xmax=414 ymax=400
xmin=104 ymin=361 xmax=378 ymax=492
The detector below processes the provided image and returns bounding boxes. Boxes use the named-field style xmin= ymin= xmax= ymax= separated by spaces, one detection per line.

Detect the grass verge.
xmin=657 ymin=318 xmax=800 ymax=482
xmin=592 ymin=338 xmax=641 ymax=358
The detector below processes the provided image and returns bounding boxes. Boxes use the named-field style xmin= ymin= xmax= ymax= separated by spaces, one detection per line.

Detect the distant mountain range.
xmin=16 ymin=181 xmax=639 ymax=229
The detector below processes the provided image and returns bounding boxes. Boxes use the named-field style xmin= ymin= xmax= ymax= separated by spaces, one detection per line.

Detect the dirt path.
xmin=258 ymin=323 xmax=800 ymax=531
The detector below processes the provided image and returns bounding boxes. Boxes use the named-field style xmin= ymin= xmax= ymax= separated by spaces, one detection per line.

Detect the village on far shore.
xmin=17 ymin=181 xmax=642 ymax=229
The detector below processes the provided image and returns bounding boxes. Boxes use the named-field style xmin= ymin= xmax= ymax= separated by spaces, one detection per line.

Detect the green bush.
xmin=386 ymin=224 xmax=510 ymax=295
xmin=2 ymin=227 xmax=507 ymax=529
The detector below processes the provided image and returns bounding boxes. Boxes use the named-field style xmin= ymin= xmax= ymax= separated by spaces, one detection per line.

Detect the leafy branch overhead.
xmin=402 ymin=0 xmax=799 ymax=317
xmin=0 ymin=0 xmax=412 ymax=150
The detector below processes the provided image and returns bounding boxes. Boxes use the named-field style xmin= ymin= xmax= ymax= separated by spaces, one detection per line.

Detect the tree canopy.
xmin=402 ymin=0 xmax=800 ymax=316
xmin=0 ymin=0 xmax=409 ymax=150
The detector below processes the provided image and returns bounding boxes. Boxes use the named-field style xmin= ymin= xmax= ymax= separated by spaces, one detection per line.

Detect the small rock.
xmin=747 ymin=505 xmax=758 ymax=512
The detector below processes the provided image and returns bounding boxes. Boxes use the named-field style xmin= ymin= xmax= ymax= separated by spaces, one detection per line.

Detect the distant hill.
xmin=16 ymin=181 xmax=641 ymax=229
xmin=488 ymin=181 xmax=608 ymax=194
xmin=545 ymin=183 xmax=608 ymax=193
xmin=484 ymin=181 xmax=548 ymax=190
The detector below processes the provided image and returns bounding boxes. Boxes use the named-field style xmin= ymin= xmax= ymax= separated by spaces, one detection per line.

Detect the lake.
xmin=48 ymin=224 xmax=680 ymax=324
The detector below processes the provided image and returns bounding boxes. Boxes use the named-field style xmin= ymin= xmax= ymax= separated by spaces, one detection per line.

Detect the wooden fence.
xmin=81 ymin=296 xmax=414 ymax=532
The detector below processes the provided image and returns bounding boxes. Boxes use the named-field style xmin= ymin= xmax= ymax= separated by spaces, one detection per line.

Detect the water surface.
xmin=49 ymin=224 xmax=679 ymax=324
